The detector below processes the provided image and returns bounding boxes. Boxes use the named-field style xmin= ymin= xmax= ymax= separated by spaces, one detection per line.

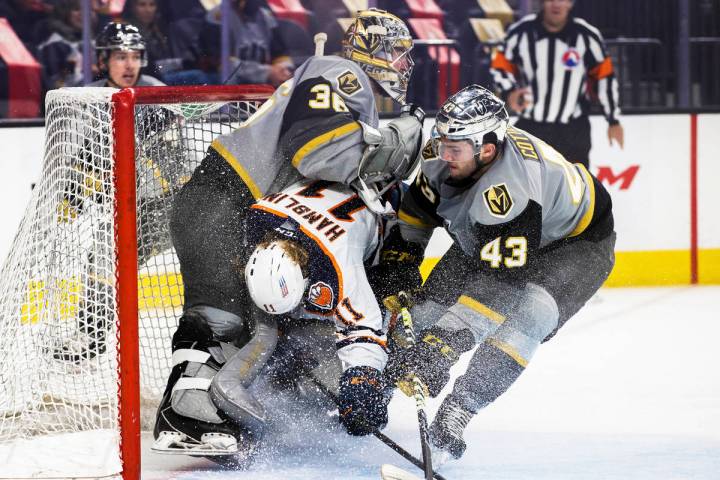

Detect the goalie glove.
xmin=338 ymin=366 xmax=389 ymax=436
xmin=384 ymin=325 xmax=475 ymax=398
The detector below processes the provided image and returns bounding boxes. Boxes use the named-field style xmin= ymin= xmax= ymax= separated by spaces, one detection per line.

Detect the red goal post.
xmin=0 ymin=84 xmax=273 ymax=480
xmin=113 ymin=85 xmax=272 ymax=480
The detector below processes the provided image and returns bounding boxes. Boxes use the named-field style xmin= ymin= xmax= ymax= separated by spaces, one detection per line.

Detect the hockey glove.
xmin=367 ymin=225 xmax=424 ymax=302
xmin=338 ymin=366 xmax=389 ymax=436
xmin=385 ymin=326 xmax=475 ymax=397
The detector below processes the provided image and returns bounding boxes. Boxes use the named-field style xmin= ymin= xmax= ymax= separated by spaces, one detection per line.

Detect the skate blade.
xmin=380 ymin=464 xmax=423 ymax=480
xmin=151 ymin=431 xmax=238 ymax=456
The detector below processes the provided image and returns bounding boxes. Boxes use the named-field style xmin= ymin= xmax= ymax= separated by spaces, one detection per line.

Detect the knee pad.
xmin=515 ymin=283 xmax=560 ymax=341
xmin=487 ymin=283 xmax=559 ymax=367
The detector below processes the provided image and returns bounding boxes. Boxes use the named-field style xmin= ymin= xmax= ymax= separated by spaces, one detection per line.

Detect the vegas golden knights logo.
xmin=421 ymin=139 xmax=437 ymax=160
xmin=337 ymin=71 xmax=362 ymax=96
xmin=483 ymin=183 xmax=513 ymax=217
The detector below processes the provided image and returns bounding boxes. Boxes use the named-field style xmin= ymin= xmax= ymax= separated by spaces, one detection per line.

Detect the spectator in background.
xmin=36 ymin=0 xmax=90 ymax=89
xmin=490 ymin=0 xmax=624 ymax=168
xmin=157 ymin=0 xmax=207 ymax=24
xmin=0 ymin=0 xmax=52 ymax=53
xmin=88 ymin=22 xmax=164 ymax=88
xmin=120 ymin=0 xmax=187 ymax=80
xmin=174 ymin=0 xmax=293 ymax=86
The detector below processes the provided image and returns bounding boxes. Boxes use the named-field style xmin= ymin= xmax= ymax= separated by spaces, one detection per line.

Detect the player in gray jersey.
xmin=384 ymin=85 xmax=616 ymax=463
xmin=151 ymin=9 xmax=424 ymax=462
xmin=170 ymin=8 xmax=421 ymax=324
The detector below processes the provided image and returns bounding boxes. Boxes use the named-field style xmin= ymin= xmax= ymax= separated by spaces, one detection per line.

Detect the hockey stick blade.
xmin=381 ymin=463 xmax=424 ymax=480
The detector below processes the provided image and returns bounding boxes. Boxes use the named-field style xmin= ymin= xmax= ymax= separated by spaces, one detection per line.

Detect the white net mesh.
xmin=0 ymin=87 xmax=265 ymax=477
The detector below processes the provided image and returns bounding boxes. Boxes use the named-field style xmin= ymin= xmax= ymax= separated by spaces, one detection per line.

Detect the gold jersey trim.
xmin=210 ymin=139 xmax=263 ymax=200
xmin=488 ymin=338 xmax=528 ymax=367
xmin=569 ymin=164 xmax=596 ymax=237
xmin=398 ymin=209 xmax=432 ymax=228
xmin=291 ymin=122 xmax=361 ymax=169
xmin=458 ymin=295 xmax=506 ymax=325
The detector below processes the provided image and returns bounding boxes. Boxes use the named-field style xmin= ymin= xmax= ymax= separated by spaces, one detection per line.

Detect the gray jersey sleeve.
xmin=398 ymin=140 xmax=444 ymax=247
xmin=213 ymin=56 xmax=381 ymax=198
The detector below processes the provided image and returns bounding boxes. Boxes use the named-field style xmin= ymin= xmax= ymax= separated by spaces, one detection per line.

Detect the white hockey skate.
xmin=152 ymin=430 xmax=238 ymax=456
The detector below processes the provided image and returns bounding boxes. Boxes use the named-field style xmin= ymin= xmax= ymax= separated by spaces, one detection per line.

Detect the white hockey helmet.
xmin=342 ymin=8 xmax=414 ymax=104
xmin=432 ymin=85 xmax=510 ymax=153
xmin=245 ymin=241 xmax=308 ymax=315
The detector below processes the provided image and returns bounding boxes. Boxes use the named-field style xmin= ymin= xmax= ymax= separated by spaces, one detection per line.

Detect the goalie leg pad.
xmin=186 ymin=304 xmax=246 ymax=344
xmin=153 ymin=345 xmax=253 ymax=456
xmin=154 ymin=311 xmax=251 ymax=455
xmin=210 ymin=315 xmax=278 ymax=433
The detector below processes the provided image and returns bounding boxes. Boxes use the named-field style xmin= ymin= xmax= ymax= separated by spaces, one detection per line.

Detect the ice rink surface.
xmin=138 ymin=286 xmax=720 ymax=480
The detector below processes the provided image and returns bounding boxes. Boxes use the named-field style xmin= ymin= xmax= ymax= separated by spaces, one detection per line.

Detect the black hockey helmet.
xmin=95 ymin=22 xmax=148 ymax=68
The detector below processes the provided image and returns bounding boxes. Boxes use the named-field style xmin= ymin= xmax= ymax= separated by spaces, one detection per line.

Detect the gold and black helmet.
xmin=342 ymin=9 xmax=414 ymax=104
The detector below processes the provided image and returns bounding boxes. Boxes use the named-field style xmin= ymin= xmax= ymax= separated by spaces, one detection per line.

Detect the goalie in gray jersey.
xmin=151 ymin=9 xmax=424 ymax=462
xmin=384 ymin=85 xmax=616 ymax=463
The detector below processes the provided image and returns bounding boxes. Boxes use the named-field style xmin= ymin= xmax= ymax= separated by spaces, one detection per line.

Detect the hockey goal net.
xmin=0 ymin=85 xmax=273 ymax=479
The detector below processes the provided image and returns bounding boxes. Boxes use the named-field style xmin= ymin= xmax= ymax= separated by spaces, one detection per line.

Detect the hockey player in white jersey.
xmin=152 ymin=177 xmax=419 ymax=460
xmin=244 ymin=180 xmax=395 ymax=436
xmin=384 ymin=85 xmax=616 ymax=463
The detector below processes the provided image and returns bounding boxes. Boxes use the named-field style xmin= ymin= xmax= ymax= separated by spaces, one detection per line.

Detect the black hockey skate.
xmin=429 ymin=394 xmax=474 ymax=462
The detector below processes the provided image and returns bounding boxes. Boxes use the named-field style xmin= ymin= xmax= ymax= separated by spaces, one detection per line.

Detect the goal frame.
xmin=111 ymin=85 xmax=274 ymax=480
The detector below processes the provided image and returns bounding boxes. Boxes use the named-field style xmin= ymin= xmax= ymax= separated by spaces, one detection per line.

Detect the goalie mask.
xmin=95 ymin=22 xmax=148 ymax=69
xmin=245 ymin=241 xmax=308 ymax=315
xmin=342 ymin=9 xmax=414 ymax=104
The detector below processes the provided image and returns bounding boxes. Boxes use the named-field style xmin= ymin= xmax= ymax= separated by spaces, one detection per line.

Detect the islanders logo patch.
xmin=308 ymin=281 xmax=334 ymax=310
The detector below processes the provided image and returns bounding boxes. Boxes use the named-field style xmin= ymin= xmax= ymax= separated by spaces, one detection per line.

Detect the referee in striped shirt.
xmin=490 ymin=0 xmax=624 ymax=168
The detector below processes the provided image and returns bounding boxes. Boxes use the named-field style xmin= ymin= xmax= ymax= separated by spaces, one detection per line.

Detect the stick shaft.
xmin=306 ymin=372 xmax=447 ymax=480
xmin=399 ymin=308 xmax=434 ymax=480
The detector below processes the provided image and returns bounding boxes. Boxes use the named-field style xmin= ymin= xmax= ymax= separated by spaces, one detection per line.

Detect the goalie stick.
xmin=305 ymin=371 xmax=448 ymax=480
xmin=314 ymin=32 xmax=328 ymax=56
